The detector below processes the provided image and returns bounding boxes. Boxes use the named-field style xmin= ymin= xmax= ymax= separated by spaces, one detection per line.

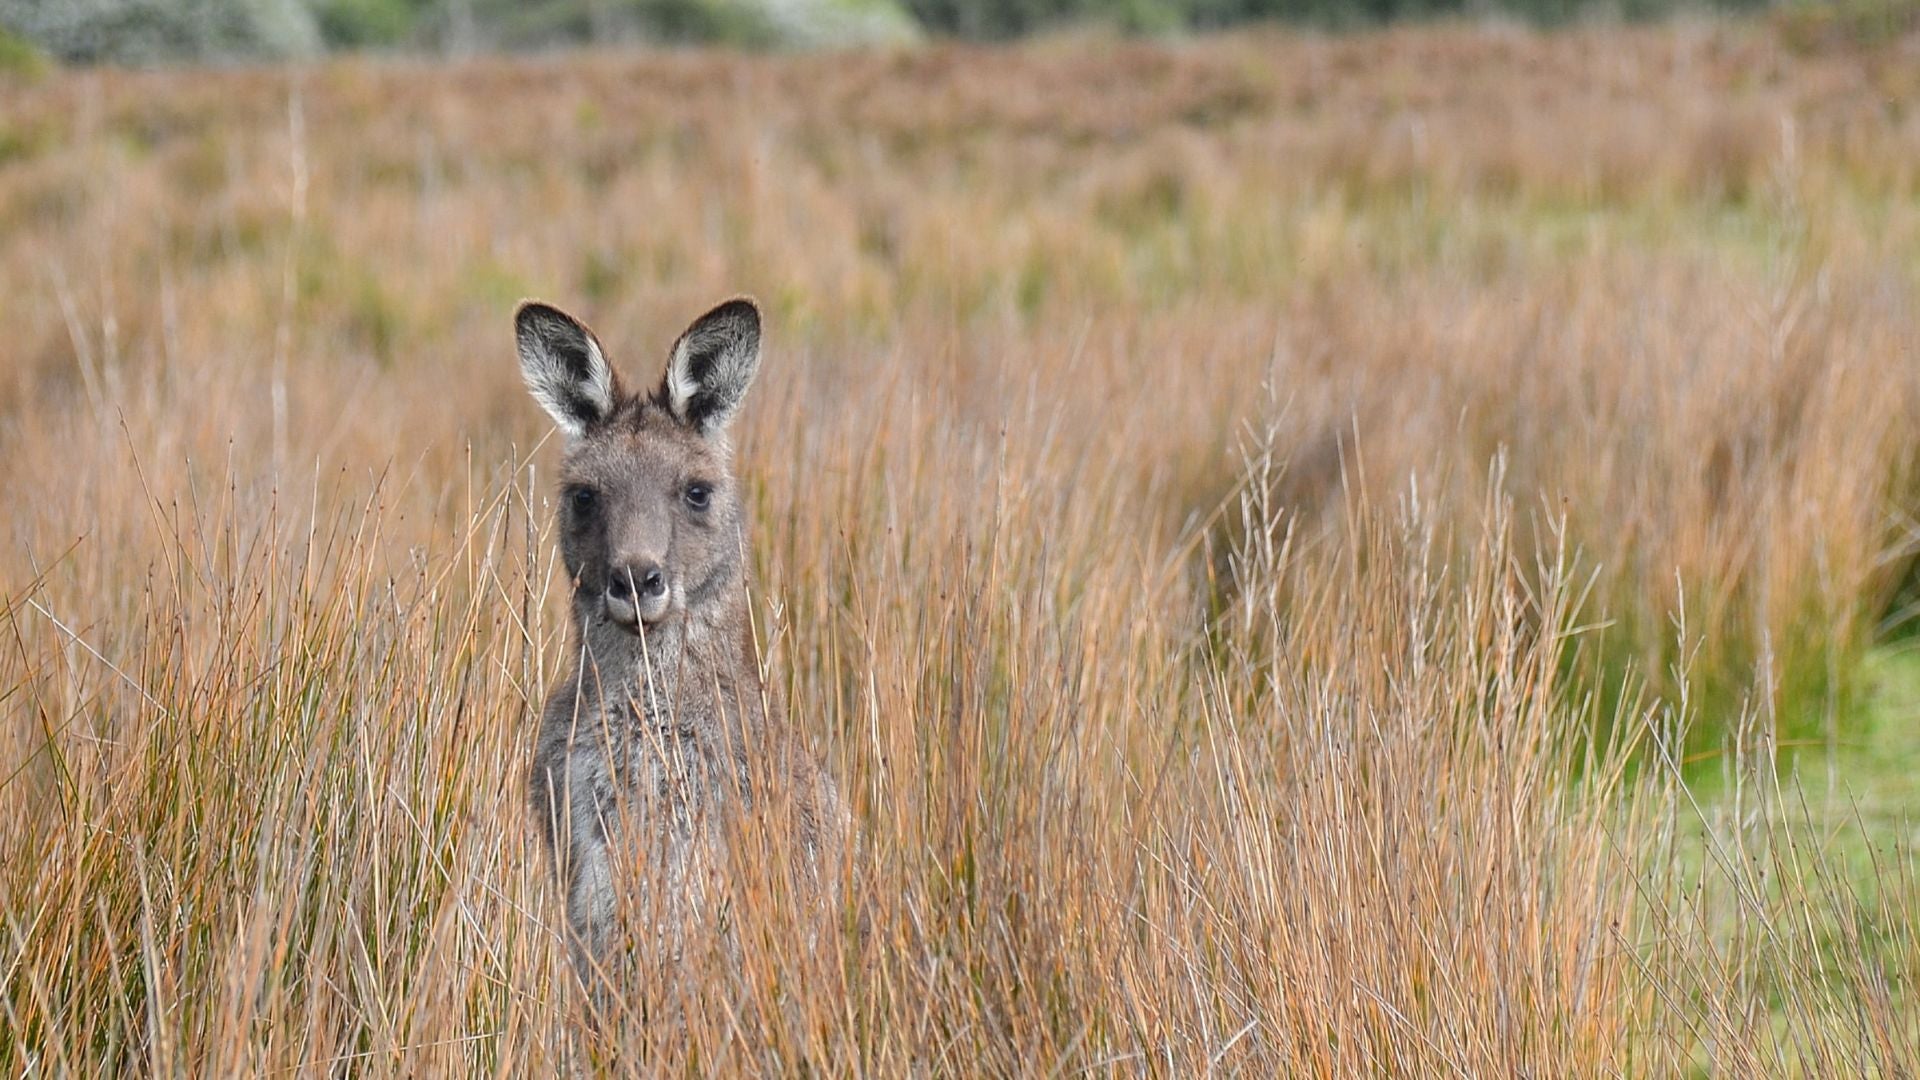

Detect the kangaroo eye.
xmin=683 ymin=483 xmax=712 ymax=511
xmin=568 ymin=487 xmax=599 ymax=515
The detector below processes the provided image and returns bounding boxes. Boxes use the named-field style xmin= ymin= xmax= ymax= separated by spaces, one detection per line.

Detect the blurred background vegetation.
xmin=3 ymin=0 xmax=1912 ymax=59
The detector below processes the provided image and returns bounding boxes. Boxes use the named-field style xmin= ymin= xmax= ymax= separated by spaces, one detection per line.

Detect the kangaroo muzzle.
xmin=604 ymin=561 xmax=670 ymax=629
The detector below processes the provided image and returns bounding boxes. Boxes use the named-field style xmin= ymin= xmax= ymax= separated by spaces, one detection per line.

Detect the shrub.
xmin=0 ymin=0 xmax=320 ymax=63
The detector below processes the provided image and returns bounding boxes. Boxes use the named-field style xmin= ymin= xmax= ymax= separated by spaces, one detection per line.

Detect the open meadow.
xmin=3 ymin=21 xmax=1920 ymax=1073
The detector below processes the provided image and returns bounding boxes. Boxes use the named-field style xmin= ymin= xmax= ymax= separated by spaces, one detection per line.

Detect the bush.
xmin=1 ymin=0 xmax=1835 ymax=56
xmin=0 ymin=0 xmax=320 ymax=63
xmin=312 ymin=0 xmax=428 ymax=46
xmin=0 ymin=22 xmax=48 ymax=72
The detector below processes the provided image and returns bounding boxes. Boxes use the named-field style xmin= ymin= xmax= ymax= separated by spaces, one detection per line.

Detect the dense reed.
xmin=3 ymin=22 xmax=1918 ymax=1073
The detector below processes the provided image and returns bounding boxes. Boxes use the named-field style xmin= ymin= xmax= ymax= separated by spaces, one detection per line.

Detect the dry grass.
xmin=3 ymin=21 xmax=1920 ymax=1074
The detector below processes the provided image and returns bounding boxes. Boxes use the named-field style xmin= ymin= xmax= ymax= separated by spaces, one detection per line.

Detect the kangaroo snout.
xmin=605 ymin=560 xmax=670 ymax=628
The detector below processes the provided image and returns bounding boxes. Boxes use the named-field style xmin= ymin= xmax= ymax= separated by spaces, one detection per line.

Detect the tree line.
xmin=0 ymin=0 xmax=1781 ymax=64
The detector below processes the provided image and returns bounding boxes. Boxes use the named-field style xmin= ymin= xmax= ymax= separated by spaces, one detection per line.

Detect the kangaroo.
xmin=515 ymin=297 xmax=842 ymax=998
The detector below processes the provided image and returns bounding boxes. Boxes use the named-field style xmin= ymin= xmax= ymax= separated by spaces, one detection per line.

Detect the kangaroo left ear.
xmin=516 ymin=301 xmax=619 ymax=437
xmin=662 ymin=298 xmax=762 ymax=435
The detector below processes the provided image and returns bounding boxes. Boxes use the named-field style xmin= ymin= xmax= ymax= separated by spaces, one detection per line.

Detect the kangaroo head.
xmin=515 ymin=297 xmax=763 ymax=635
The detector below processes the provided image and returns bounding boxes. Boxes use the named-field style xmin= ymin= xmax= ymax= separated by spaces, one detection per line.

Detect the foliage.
xmin=310 ymin=0 xmax=431 ymax=46
xmin=5 ymin=0 xmax=1895 ymax=56
xmin=0 ymin=0 xmax=320 ymax=62
xmin=0 ymin=21 xmax=47 ymax=71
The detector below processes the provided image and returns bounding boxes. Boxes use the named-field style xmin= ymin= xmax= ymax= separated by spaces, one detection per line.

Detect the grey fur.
xmin=517 ymin=297 xmax=844 ymax=1001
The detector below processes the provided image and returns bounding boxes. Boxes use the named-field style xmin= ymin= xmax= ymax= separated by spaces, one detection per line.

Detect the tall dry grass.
xmin=3 ymin=22 xmax=1919 ymax=1073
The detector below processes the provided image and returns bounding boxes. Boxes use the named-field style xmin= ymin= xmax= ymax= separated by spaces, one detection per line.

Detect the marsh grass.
xmin=3 ymin=21 xmax=1920 ymax=1073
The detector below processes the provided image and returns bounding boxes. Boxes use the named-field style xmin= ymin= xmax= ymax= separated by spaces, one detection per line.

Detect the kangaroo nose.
xmin=607 ymin=562 xmax=667 ymax=601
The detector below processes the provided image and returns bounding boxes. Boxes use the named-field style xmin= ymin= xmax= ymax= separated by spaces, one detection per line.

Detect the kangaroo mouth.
xmin=604 ymin=591 xmax=671 ymax=632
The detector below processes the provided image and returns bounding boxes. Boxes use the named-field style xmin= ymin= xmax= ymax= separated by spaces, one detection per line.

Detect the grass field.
xmin=4 ymin=21 xmax=1920 ymax=1074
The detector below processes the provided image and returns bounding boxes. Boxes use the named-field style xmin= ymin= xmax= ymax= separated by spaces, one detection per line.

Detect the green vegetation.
xmin=5 ymin=0 xmax=1911 ymax=57
xmin=0 ymin=0 xmax=320 ymax=63
xmin=0 ymin=0 xmax=917 ymax=57
xmin=0 ymin=21 xmax=47 ymax=71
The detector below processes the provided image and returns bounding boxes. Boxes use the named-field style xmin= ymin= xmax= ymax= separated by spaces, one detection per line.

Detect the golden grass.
xmin=3 ymin=22 xmax=1919 ymax=1073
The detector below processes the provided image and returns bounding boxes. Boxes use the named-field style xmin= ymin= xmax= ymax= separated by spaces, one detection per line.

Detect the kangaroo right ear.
xmin=662 ymin=298 xmax=762 ymax=435
xmin=515 ymin=301 xmax=618 ymax=436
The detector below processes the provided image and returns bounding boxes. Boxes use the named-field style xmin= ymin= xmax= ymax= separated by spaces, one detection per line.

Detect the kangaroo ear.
xmin=662 ymin=298 xmax=761 ymax=435
xmin=515 ymin=301 xmax=618 ymax=436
